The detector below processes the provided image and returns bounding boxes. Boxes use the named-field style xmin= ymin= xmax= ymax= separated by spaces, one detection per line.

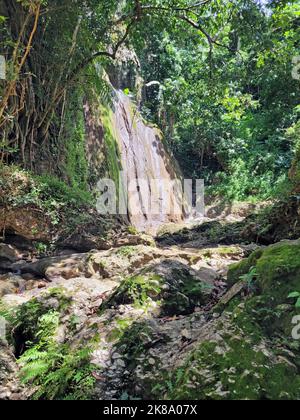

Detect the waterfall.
xmin=110 ymin=90 xmax=185 ymax=234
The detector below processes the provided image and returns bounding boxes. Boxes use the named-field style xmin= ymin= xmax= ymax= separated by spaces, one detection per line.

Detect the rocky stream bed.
xmin=0 ymin=208 xmax=300 ymax=400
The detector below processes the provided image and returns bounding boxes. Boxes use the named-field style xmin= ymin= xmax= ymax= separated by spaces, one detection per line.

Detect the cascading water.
xmin=110 ymin=90 xmax=185 ymax=234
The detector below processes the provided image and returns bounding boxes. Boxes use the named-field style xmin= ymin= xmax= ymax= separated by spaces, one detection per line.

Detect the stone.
xmin=0 ymin=244 xmax=20 ymax=262
xmin=0 ymin=207 xmax=51 ymax=242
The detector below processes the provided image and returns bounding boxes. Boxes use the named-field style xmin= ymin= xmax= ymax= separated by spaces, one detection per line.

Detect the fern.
xmin=16 ymin=304 xmax=97 ymax=400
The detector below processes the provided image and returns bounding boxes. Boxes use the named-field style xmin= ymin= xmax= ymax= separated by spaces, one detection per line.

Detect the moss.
xmin=64 ymin=108 xmax=89 ymax=191
xmin=100 ymin=105 xmax=122 ymax=191
xmin=127 ymin=226 xmax=139 ymax=235
xmin=119 ymin=322 xmax=153 ymax=361
xmin=255 ymin=242 xmax=300 ymax=294
xmin=226 ymin=241 xmax=300 ymax=338
xmin=213 ymin=246 xmax=241 ymax=256
xmin=161 ymin=268 xmax=211 ymax=316
xmin=116 ymin=321 xmax=163 ymax=373
xmin=228 ymin=241 xmax=300 ymax=303
xmin=162 ymin=331 xmax=300 ymax=400
xmin=106 ymin=316 xmax=134 ymax=343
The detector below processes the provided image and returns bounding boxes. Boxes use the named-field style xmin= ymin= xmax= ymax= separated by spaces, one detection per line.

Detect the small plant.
xmin=240 ymin=267 xmax=258 ymax=293
xmin=152 ymin=368 xmax=185 ymax=396
xmin=107 ymin=317 xmax=133 ymax=342
xmin=35 ymin=242 xmax=48 ymax=255
xmin=127 ymin=226 xmax=138 ymax=235
xmin=116 ymin=246 xmax=136 ymax=258
xmin=288 ymin=292 xmax=300 ymax=308
xmin=125 ymin=275 xmax=162 ymax=309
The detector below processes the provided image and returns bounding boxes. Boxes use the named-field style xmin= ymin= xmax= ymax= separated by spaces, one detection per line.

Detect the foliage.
xmin=0 ymin=164 xmax=93 ymax=227
xmin=14 ymin=295 xmax=97 ymax=400
xmin=18 ymin=314 xmax=97 ymax=400
xmin=288 ymin=292 xmax=300 ymax=308
xmin=118 ymin=274 xmax=162 ymax=309
xmin=134 ymin=0 xmax=300 ymax=200
xmin=240 ymin=267 xmax=258 ymax=293
xmin=1 ymin=0 xmax=299 ymax=201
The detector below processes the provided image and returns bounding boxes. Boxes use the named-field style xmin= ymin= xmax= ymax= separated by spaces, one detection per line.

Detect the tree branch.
xmin=177 ymin=14 xmax=237 ymax=52
xmin=64 ymin=17 xmax=137 ymax=89
xmin=141 ymin=1 xmax=212 ymax=13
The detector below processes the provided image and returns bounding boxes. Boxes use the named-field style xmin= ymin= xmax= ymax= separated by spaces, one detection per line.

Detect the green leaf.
xmin=288 ymin=292 xmax=300 ymax=298
xmin=296 ymin=297 xmax=300 ymax=308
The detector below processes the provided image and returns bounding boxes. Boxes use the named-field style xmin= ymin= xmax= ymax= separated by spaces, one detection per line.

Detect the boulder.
xmin=105 ymin=259 xmax=217 ymax=316
xmin=0 ymin=207 xmax=51 ymax=242
xmin=0 ymin=244 xmax=20 ymax=263
xmin=0 ymin=274 xmax=25 ymax=297
xmin=11 ymin=253 xmax=89 ymax=281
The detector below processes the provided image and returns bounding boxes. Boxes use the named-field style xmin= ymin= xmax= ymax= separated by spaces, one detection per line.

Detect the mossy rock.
xmin=129 ymin=312 xmax=300 ymax=400
xmin=103 ymin=260 xmax=213 ymax=316
xmin=164 ymin=334 xmax=300 ymax=400
xmin=255 ymin=241 xmax=300 ymax=295
xmin=228 ymin=241 xmax=300 ymax=301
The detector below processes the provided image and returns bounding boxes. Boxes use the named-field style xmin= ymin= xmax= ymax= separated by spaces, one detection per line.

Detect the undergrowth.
xmin=9 ymin=291 xmax=98 ymax=400
xmin=0 ymin=164 xmax=94 ymax=227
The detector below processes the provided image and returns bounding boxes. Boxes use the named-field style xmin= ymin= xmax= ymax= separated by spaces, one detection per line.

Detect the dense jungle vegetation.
xmin=0 ymin=0 xmax=299 ymax=199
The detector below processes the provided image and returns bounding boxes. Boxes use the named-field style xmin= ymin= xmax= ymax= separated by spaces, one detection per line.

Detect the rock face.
xmin=106 ymin=90 xmax=184 ymax=234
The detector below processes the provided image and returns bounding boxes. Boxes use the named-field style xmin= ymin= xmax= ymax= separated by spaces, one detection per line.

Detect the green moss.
xmin=227 ymin=248 xmax=264 ymax=287
xmin=228 ymin=242 xmax=300 ymax=303
xmin=117 ymin=321 xmax=159 ymax=371
xmin=106 ymin=316 xmax=134 ymax=343
xmin=214 ymin=246 xmax=241 ymax=256
xmin=161 ymin=268 xmax=211 ymax=316
xmin=127 ymin=226 xmax=138 ymax=235
xmin=162 ymin=332 xmax=300 ymax=400
xmin=255 ymin=242 xmax=300 ymax=294
xmin=62 ymin=103 xmax=89 ymax=191
xmin=100 ymin=106 xmax=122 ymax=191
xmin=226 ymin=241 xmax=300 ymax=337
